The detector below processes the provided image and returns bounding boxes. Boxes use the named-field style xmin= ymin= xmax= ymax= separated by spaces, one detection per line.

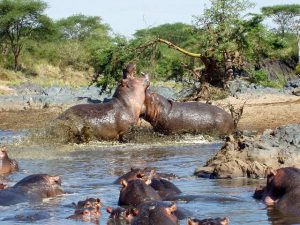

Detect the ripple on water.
xmin=0 ymin=130 xmax=289 ymax=225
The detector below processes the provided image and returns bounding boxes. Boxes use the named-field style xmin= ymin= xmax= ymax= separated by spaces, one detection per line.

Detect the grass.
xmin=0 ymin=64 xmax=93 ymax=88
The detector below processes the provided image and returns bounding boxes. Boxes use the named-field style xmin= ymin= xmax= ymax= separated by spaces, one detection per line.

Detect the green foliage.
xmin=295 ymin=64 xmax=300 ymax=75
xmin=56 ymin=14 xmax=111 ymax=41
xmin=0 ymin=0 xmax=51 ymax=70
xmin=261 ymin=4 xmax=300 ymax=36
xmin=250 ymin=69 xmax=286 ymax=88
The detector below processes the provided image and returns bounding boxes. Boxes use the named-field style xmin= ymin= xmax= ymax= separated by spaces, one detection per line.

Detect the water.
xmin=0 ymin=130 xmax=280 ymax=225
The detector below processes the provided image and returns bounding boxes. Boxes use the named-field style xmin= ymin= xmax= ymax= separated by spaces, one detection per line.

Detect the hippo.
xmin=67 ymin=207 xmax=101 ymax=222
xmin=118 ymin=179 xmax=161 ymax=206
xmin=56 ymin=72 xmax=150 ymax=142
xmin=0 ymin=146 xmax=18 ymax=175
xmin=0 ymin=174 xmax=63 ymax=206
xmin=123 ymin=63 xmax=137 ymax=79
xmin=106 ymin=206 xmax=136 ymax=224
xmin=72 ymin=197 xmax=103 ymax=209
xmin=131 ymin=201 xmax=178 ymax=225
xmin=253 ymin=167 xmax=300 ymax=217
xmin=150 ymin=178 xmax=182 ymax=200
xmin=114 ymin=167 xmax=178 ymax=184
xmin=142 ymin=91 xmax=234 ymax=135
xmin=188 ymin=217 xmax=229 ymax=225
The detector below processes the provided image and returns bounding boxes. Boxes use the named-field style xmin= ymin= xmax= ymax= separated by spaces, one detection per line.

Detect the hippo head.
xmin=142 ymin=91 xmax=171 ymax=123
xmin=118 ymin=178 xmax=161 ymax=206
xmin=114 ymin=73 xmax=150 ymax=119
xmin=123 ymin=64 xmax=137 ymax=79
xmin=0 ymin=147 xmax=19 ymax=174
xmin=13 ymin=174 xmax=64 ymax=198
xmin=106 ymin=207 xmax=136 ymax=223
xmin=74 ymin=198 xmax=103 ymax=209
xmin=134 ymin=202 xmax=178 ymax=225
xmin=67 ymin=207 xmax=101 ymax=222
xmin=0 ymin=147 xmax=9 ymax=160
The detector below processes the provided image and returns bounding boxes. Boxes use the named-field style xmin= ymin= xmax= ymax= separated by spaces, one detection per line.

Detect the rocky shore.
xmin=194 ymin=124 xmax=300 ymax=179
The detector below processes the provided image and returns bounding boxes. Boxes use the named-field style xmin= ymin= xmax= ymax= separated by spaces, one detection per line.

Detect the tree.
xmin=261 ymin=4 xmax=300 ymax=36
xmin=192 ymin=0 xmax=255 ymax=86
xmin=56 ymin=14 xmax=110 ymax=41
xmin=0 ymin=0 xmax=51 ymax=70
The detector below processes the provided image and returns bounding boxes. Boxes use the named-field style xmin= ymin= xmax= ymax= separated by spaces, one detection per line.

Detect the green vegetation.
xmin=0 ymin=0 xmax=299 ymax=92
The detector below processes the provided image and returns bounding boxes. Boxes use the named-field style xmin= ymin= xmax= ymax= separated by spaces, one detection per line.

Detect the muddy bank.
xmin=194 ymin=124 xmax=300 ymax=179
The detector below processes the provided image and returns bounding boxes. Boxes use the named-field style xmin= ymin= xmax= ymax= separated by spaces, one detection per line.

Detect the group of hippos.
xmin=1 ymin=146 xmax=300 ymax=224
xmin=1 ymin=64 xmax=300 ymax=224
xmin=56 ymin=64 xmax=234 ymax=143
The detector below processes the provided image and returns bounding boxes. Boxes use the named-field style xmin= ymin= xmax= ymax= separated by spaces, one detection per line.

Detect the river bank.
xmin=0 ymin=79 xmax=300 ymax=132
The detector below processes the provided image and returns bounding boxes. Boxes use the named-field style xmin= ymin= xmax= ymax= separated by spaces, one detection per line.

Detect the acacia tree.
xmin=0 ymin=0 xmax=50 ymax=70
xmin=56 ymin=14 xmax=110 ymax=41
xmin=261 ymin=4 xmax=300 ymax=36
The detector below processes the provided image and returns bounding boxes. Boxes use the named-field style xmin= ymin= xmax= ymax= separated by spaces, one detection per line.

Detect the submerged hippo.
xmin=132 ymin=201 xmax=178 ymax=225
xmin=0 ymin=174 xmax=63 ymax=206
xmin=118 ymin=179 xmax=161 ymax=207
xmin=142 ymin=91 xmax=234 ymax=135
xmin=0 ymin=147 xmax=18 ymax=175
xmin=67 ymin=197 xmax=102 ymax=222
xmin=254 ymin=167 xmax=300 ymax=218
xmin=57 ymin=72 xmax=150 ymax=142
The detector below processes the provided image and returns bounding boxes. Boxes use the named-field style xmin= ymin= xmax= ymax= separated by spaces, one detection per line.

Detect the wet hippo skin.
xmin=254 ymin=167 xmax=300 ymax=218
xmin=0 ymin=174 xmax=63 ymax=206
xmin=118 ymin=179 xmax=161 ymax=207
xmin=131 ymin=201 xmax=178 ymax=225
xmin=142 ymin=91 xmax=234 ymax=135
xmin=57 ymin=72 xmax=150 ymax=142
xmin=0 ymin=147 xmax=18 ymax=175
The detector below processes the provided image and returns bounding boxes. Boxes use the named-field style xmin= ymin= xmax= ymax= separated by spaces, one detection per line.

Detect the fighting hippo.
xmin=188 ymin=217 xmax=229 ymax=225
xmin=56 ymin=71 xmax=150 ymax=142
xmin=142 ymin=91 xmax=234 ymax=135
xmin=0 ymin=147 xmax=18 ymax=175
xmin=253 ymin=167 xmax=300 ymax=217
xmin=0 ymin=174 xmax=63 ymax=206
xmin=131 ymin=201 xmax=178 ymax=225
xmin=118 ymin=179 xmax=161 ymax=206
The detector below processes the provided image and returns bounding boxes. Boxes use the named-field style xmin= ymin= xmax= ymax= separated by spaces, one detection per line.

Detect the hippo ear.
xmin=50 ymin=176 xmax=61 ymax=185
xmin=130 ymin=208 xmax=139 ymax=216
xmin=166 ymin=203 xmax=177 ymax=214
xmin=145 ymin=178 xmax=152 ymax=185
xmin=266 ymin=167 xmax=277 ymax=178
xmin=187 ymin=218 xmax=196 ymax=225
xmin=121 ymin=179 xmax=128 ymax=187
xmin=106 ymin=207 xmax=113 ymax=214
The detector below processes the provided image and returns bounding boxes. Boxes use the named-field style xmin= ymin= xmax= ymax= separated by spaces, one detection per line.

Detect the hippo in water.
xmin=56 ymin=71 xmax=150 ymax=142
xmin=254 ymin=167 xmax=300 ymax=219
xmin=0 ymin=174 xmax=63 ymax=206
xmin=0 ymin=147 xmax=18 ymax=175
xmin=142 ymin=91 xmax=234 ymax=135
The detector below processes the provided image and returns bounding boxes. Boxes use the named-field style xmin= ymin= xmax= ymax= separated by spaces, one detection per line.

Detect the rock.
xmin=194 ymin=124 xmax=300 ymax=179
xmin=292 ymin=87 xmax=300 ymax=96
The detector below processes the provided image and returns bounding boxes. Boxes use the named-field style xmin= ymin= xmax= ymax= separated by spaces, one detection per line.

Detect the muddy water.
xmin=0 ymin=130 xmax=280 ymax=225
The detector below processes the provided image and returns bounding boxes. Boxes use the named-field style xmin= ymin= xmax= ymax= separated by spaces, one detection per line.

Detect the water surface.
xmin=0 ymin=131 xmax=277 ymax=225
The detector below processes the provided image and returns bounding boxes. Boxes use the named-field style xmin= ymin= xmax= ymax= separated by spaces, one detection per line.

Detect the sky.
xmin=45 ymin=0 xmax=300 ymax=37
